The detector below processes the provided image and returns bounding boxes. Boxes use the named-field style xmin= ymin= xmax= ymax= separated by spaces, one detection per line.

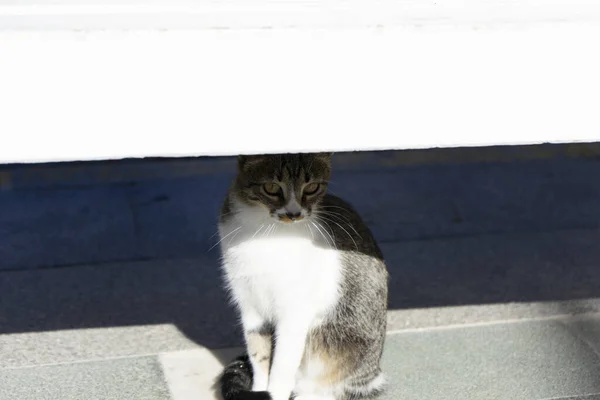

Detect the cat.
xmin=217 ymin=153 xmax=388 ymax=400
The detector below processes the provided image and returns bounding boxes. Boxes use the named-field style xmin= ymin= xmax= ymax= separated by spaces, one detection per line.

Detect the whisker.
xmin=306 ymin=222 xmax=315 ymax=240
xmin=324 ymin=181 xmax=339 ymax=196
xmin=228 ymin=230 xmax=242 ymax=245
xmin=252 ymin=224 xmax=265 ymax=238
xmin=208 ymin=226 xmax=242 ymax=252
xmin=317 ymin=210 xmax=362 ymax=240
xmin=313 ymin=220 xmax=337 ymax=250
xmin=211 ymin=210 xmax=240 ymax=239
xmin=319 ymin=220 xmax=338 ymax=249
xmin=264 ymin=223 xmax=276 ymax=238
xmin=318 ymin=209 xmax=351 ymax=224
xmin=311 ymin=221 xmax=332 ymax=249
xmin=220 ymin=210 xmax=239 ymax=217
xmin=262 ymin=224 xmax=273 ymax=238
xmin=316 ymin=214 xmax=359 ymax=251
xmin=320 ymin=205 xmax=351 ymax=213
xmin=268 ymin=224 xmax=278 ymax=238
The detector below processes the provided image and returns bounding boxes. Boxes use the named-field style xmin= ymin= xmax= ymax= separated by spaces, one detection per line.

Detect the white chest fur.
xmin=219 ymin=215 xmax=342 ymax=325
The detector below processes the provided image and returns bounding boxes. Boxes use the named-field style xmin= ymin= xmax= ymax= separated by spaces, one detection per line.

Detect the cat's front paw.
xmin=251 ymin=371 xmax=269 ymax=392
xmin=292 ymin=395 xmax=336 ymax=400
xmin=267 ymin=390 xmax=293 ymax=400
xmin=252 ymin=382 xmax=269 ymax=392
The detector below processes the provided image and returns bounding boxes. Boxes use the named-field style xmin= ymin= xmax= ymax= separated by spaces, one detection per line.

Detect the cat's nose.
xmin=286 ymin=212 xmax=302 ymax=221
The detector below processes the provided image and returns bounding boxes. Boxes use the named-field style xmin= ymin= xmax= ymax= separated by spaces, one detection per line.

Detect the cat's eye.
xmin=304 ymin=183 xmax=320 ymax=195
xmin=263 ymin=182 xmax=281 ymax=195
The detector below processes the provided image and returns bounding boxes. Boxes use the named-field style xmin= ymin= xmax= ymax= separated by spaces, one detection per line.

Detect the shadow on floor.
xmin=2 ymin=146 xmax=600 ymax=351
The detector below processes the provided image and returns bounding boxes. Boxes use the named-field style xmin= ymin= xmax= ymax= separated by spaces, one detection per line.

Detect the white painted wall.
xmin=0 ymin=1 xmax=599 ymax=163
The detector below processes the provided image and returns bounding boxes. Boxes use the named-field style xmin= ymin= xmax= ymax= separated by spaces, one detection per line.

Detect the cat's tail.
xmin=220 ymin=354 xmax=272 ymax=400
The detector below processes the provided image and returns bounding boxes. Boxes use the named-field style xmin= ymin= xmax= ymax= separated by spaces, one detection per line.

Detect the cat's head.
xmin=233 ymin=153 xmax=332 ymax=223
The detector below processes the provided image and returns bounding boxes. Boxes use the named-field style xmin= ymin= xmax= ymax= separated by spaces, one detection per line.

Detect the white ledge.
xmin=1 ymin=2 xmax=599 ymax=163
xmin=1 ymin=0 xmax=600 ymax=30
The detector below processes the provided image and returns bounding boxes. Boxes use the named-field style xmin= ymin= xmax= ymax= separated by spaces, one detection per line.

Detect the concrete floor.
xmin=2 ymin=144 xmax=600 ymax=399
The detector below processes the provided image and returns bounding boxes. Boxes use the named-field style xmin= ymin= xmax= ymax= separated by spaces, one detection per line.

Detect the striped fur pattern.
xmin=218 ymin=153 xmax=388 ymax=400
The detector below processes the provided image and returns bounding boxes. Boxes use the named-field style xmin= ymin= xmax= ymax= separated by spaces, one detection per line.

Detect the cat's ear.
xmin=237 ymin=155 xmax=251 ymax=171
xmin=237 ymin=154 xmax=264 ymax=170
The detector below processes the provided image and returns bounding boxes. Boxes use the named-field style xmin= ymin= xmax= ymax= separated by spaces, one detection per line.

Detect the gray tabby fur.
xmin=219 ymin=153 xmax=388 ymax=400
